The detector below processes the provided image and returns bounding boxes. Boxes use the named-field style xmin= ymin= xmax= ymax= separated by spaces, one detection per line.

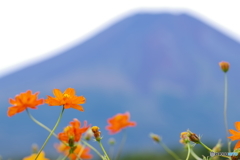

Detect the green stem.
xmin=98 ymin=141 xmax=110 ymax=160
xmin=199 ymin=141 xmax=212 ymax=152
xmin=224 ymin=73 xmax=231 ymax=152
xmin=159 ymin=141 xmax=181 ymax=160
xmin=186 ymin=143 xmax=191 ymax=160
xmin=35 ymin=106 xmax=65 ymax=160
xmin=81 ymin=140 xmax=104 ymax=159
xmin=109 ymin=144 xmax=115 ymax=160
xmin=115 ymin=130 xmax=127 ymax=160
xmin=26 ymin=108 xmax=58 ymax=138
xmin=199 ymin=141 xmax=230 ymax=159
xmin=190 ymin=147 xmax=201 ymax=160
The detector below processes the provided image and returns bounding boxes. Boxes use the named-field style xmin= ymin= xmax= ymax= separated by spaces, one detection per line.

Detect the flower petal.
xmin=69 ymin=104 xmax=84 ymax=111
xmin=64 ymin=88 xmax=75 ymax=97
xmin=235 ymin=122 xmax=240 ymax=131
xmin=234 ymin=141 xmax=240 ymax=150
xmin=53 ymin=89 xmax=63 ymax=100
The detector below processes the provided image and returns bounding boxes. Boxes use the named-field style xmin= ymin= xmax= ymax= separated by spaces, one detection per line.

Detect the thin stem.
xmin=109 ymin=144 xmax=115 ymax=160
xmin=115 ymin=130 xmax=127 ymax=160
xmin=199 ymin=141 xmax=230 ymax=159
xmin=76 ymin=143 xmax=84 ymax=160
xmin=224 ymin=73 xmax=231 ymax=152
xmin=186 ymin=143 xmax=191 ymax=160
xmin=81 ymin=140 xmax=104 ymax=159
xmin=98 ymin=141 xmax=110 ymax=160
xmin=190 ymin=148 xmax=202 ymax=160
xmin=199 ymin=142 xmax=212 ymax=152
xmin=35 ymin=106 xmax=65 ymax=160
xmin=26 ymin=108 xmax=58 ymax=138
xmin=159 ymin=142 xmax=181 ymax=160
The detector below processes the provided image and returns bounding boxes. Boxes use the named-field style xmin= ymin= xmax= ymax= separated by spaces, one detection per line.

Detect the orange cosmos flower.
xmin=229 ymin=122 xmax=240 ymax=141
xmin=106 ymin=112 xmax=136 ymax=134
xmin=45 ymin=88 xmax=86 ymax=111
xmin=7 ymin=90 xmax=44 ymax=117
xmin=58 ymin=119 xmax=89 ymax=144
xmin=23 ymin=151 xmax=49 ymax=160
xmin=55 ymin=143 xmax=92 ymax=160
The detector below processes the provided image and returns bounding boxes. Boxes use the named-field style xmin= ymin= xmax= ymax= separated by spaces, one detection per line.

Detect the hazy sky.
xmin=1 ymin=0 xmax=240 ymax=77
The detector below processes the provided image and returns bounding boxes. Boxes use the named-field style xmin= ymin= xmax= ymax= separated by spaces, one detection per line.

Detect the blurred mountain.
xmin=1 ymin=12 xmax=240 ymax=157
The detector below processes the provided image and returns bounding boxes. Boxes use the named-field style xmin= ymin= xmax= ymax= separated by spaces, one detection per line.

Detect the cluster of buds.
xmin=91 ymin=126 xmax=102 ymax=142
xmin=180 ymin=130 xmax=200 ymax=144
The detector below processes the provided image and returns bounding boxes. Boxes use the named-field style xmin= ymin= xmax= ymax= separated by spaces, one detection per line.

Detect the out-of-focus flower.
xmin=45 ymin=88 xmax=86 ymax=111
xmin=219 ymin=61 xmax=230 ymax=73
xmin=149 ymin=133 xmax=161 ymax=143
xmin=179 ymin=132 xmax=190 ymax=144
xmin=58 ymin=119 xmax=89 ymax=144
xmin=106 ymin=112 xmax=136 ymax=134
xmin=7 ymin=90 xmax=44 ymax=117
xmin=91 ymin=126 xmax=101 ymax=141
xmin=212 ymin=140 xmax=222 ymax=152
xmin=179 ymin=130 xmax=200 ymax=144
xmin=229 ymin=122 xmax=240 ymax=141
xmin=55 ymin=143 xmax=92 ymax=160
xmin=32 ymin=144 xmax=38 ymax=153
xmin=22 ymin=151 xmax=49 ymax=160
xmin=108 ymin=138 xmax=116 ymax=145
xmin=84 ymin=128 xmax=94 ymax=141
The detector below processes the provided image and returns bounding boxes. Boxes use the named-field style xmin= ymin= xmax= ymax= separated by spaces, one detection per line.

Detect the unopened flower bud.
xmin=108 ymin=138 xmax=116 ymax=145
xmin=212 ymin=140 xmax=222 ymax=152
xmin=84 ymin=128 xmax=94 ymax=141
xmin=219 ymin=61 xmax=230 ymax=73
xmin=149 ymin=133 xmax=161 ymax=143
xmin=189 ymin=133 xmax=200 ymax=143
xmin=32 ymin=144 xmax=38 ymax=153
xmin=92 ymin=126 xmax=101 ymax=141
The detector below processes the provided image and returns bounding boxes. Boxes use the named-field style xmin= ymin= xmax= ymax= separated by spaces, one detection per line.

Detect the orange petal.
xmin=234 ymin=141 xmax=240 ymax=150
xmin=64 ymin=88 xmax=75 ymax=96
xmin=235 ymin=122 xmax=240 ymax=131
xmin=229 ymin=129 xmax=240 ymax=136
xmin=9 ymin=98 xmax=17 ymax=105
xmin=68 ymin=104 xmax=84 ymax=112
xmin=128 ymin=122 xmax=137 ymax=126
xmin=72 ymin=96 xmax=86 ymax=104
xmin=7 ymin=107 xmax=18 ymax=117
xmin=53 ymin=89 xmax=63 ymax=99
xmin=45 ymin=96 xmax=62 ymax=106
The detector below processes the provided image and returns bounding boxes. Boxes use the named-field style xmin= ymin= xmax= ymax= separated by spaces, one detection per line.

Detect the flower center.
xmin=63 ymin=93 xmax=70 ymax=98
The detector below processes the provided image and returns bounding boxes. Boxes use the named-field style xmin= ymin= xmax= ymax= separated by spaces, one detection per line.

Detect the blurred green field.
xmin=4 ymin=143 xmax=230 ymax=160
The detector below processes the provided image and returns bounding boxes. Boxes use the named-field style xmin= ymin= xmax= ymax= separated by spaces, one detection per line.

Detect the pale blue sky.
xmin=0 ymin=0 xmax=239 ymax=77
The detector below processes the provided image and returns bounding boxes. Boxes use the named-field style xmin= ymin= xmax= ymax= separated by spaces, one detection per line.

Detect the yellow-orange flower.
xmin=55 ymin=143 xmax=92 ymax=160
xmin=229 ymin=122 xmax=240 ymax=141
xmin=7 ymin=90 xmax=44 ymax=117
xmin=219 ymin=61 xmax=230 ymax=73
xmin=22 ymin=151 xmax=49 ymax=160
xmin=106 ymin=112 xmax=136 ymax=134
xmin=45 ymin=88 xmax=86 ymax=111
xmin=58 ymin=119 xmax=89 ymax=143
